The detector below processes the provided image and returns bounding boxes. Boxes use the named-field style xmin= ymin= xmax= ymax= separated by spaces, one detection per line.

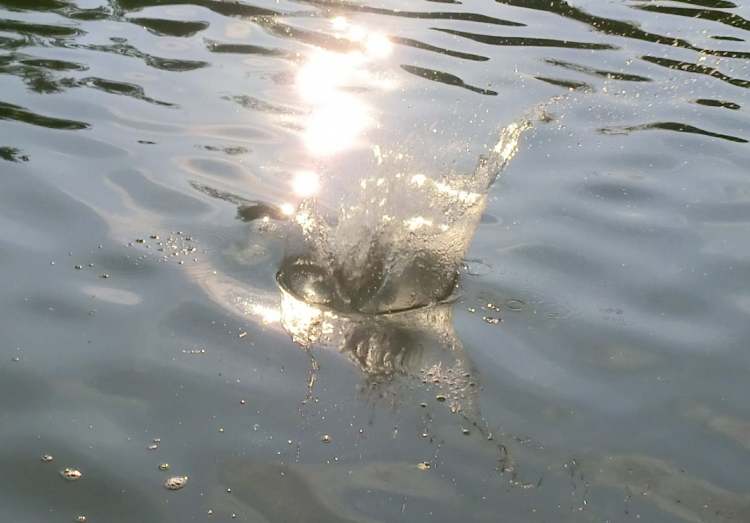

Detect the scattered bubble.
xmin=462 ymin=428 xmax=471 ymax=435
xmin=61 ymin=468 xmax=82 ymax=481
xmin=41 ymin=454 xmax=54 ymax=463
xmin=238 ymin=331 xmax=247 ymax=339
xmin=321 ymin=434 xmax=332 ymax=444
xmin=11 ymin=356 xmax=20 ymax=362
xmin=147 ymin=443 xmax=159 ymax=451
xmin=218 ymin=427 xmax=225 ymax=433
xmin=74 ymin=265 xmax=83 ymax=270
xmin=435 ymin=394 xmax=447 ymax=402
xmin=240 ymin=399 xmax=246 ymax=405
xmin=100 ymin=274 xmax=109 ymax=279
xmin=482 ymin=316 xmax=501 ymax=325
xmin=75 ymin=516 xmax=87 ymax=522
xmin=164 ymin=476 xmax=188 ymax=490
xmin=417 ymin=462 xmax=431 ymax=471
xmin=226 ymin=487 xmax=232 ymax=493
xmin=158 ymin=463 xmax=170 ymax=471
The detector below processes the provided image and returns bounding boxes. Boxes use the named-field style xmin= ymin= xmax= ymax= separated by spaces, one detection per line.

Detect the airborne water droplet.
xmin=61 ymin=468 xmax=82 ymax=481
xmin=164 ymin=476 xmax=188 ymax=490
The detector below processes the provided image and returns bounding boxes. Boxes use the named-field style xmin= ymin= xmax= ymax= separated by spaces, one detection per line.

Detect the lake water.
xmin=1 ymin=0 xmax=749 ymax=522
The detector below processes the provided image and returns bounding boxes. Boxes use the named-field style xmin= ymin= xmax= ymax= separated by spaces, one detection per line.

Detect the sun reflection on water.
xmin=294 ymin=18 xmax=394 ymax=158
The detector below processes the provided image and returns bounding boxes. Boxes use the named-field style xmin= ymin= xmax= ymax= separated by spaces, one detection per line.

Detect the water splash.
xmin=278 ymin=118 xmax=531 ymax=315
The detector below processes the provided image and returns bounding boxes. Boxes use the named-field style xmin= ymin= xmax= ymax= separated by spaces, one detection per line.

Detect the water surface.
xmin=1 ymin=0 xmax=749 ymax=522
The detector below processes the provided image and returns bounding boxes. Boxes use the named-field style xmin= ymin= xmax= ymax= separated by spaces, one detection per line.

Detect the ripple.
xmin=634 ymin=3 xmax=750 ymax=33
xmin=205 ymin=39 xmax=291 ymax=58
xmin=81 ymin=40 xmax=208 ymax=72
xmin=128 ymin=17 xmax=210 ymax=38
xmin=432 ymin=28 xmax=617 ymax=50
xmin=694 ymin=98 xmax=741 ymax=110
xmin=392 ymin=36 xmax=489 ymax=62
xmin=495 ymin=0 xmax=750 ymax=58
xmin=544 ymin=59 xmax=652 ymax=82
xmin=78 ymin=77 xmax=176 ymax=106
xmin=0 ymin=146 xmax=29 ymax=162
xmin=401 ymin=64 xmax=497 ymax=95
xmin=300 ymin=0 xmax=526 ymax=27
xmin=0 ymin=100 xmax=88 ymax=130
xmin=599 ymin=121 xmax=748 ymax=144
xmin=641 ymin=55 xmax=750 ymax=89
xmin=534 ymin=76 xmax=592 ymax=92
xmin=0 ymin=17 xmax=82 ymax=38
xmin=117 ymin=0 xmax=280 ymax=18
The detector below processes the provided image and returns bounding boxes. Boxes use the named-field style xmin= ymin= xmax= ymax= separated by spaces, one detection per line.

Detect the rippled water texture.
xmin=1 ymin=0 xmax=750 ymax=522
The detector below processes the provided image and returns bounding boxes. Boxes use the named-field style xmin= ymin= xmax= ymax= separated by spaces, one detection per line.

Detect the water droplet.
xmin=417 ymin=462 xmax=431 ymax=471
xmin=226 ymin=487 xmax=232 ymax=493
xmin=41 ymin=454 xmax=54 ymax=463
xmin=100 ymin=274 xmax=109 ymax=279
xmin=164 ymin=476 xmax=188 ymax=490
xmin=158 ymin=463 xmax=170 ymax=471
xmin=462 ymin=428 xmax=471 ymax=435
xmin=207 ymin=509 xmax=214 ymax=516
xmin=61 ymin=468 xmax=82 ymax=481
xmin=147 ymin=444 xmax=159 ymax=451
xmin=435 ymin=395 xmax=447 ymax=402
xmin=74 ymin=265 xmax=83 ymax=270
xmin=218 ymin=427 xmax=225 ymax=433
xmin=238 ymin=331 xmax=247 ymax=339
xmin=321 ymin=434 xmax=332 ymax=444
xmin=239 ymin=399 xmax=246 ymax=405
xmin=11 ymin=356 xmax=20 ymax=362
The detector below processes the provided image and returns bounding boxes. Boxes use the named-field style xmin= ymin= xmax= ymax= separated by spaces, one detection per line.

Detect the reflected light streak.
xmin=295 ymin=18 xmax=394 ymax=157
xmin=303 ymin=95 xmax=372 ymax=156
xmin=292 ymin=170 xmax=320 ymax=198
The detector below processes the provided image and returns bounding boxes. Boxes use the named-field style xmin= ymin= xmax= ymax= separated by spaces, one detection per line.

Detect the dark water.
xmin=2 ymin=0 xmax=750 ymax=521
